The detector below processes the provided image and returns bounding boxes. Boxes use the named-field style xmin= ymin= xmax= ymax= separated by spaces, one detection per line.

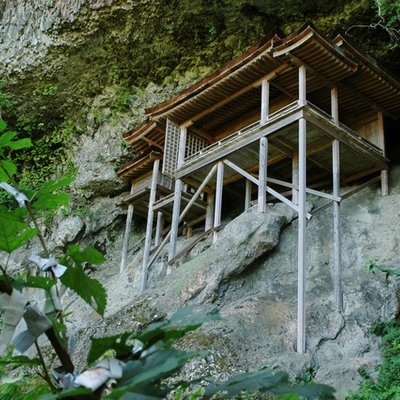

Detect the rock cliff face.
xmin=1 ymin=1 xmax=400 ymax=398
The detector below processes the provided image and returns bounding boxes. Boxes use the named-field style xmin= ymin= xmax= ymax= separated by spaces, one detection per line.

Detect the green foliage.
xmin=347 ymin=320 xmax=400 ymax=399
xmin=0 ymin=377 xmax=50 ymax=400
xmin=13 ymin=117 xmax=80 ymax=186
xmin=28 ymin=176 xmax=74 ymax=210
xmin=366 ymin=260 xmax=400 ymax=285
xmin=0 ymin=206 xmax=38 ymax=253
xmin=60 ymin=245 xmax=107 ymax=316
xmin=33 ymin=84 xmax=59 ymax=97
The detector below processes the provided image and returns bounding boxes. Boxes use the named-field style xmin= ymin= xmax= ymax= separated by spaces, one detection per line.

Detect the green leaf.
xmin=13 ymin=275 xmax=56 ymax=291
xmin=0 ymin=206 xmax=38 ymax=253
xmin=31 ymin=176 xmax=75 ymax=210
xmin=108 ymin=349 xmax=196 ymax=399
xmin=8 ymin=138 xmax=32 ymax=150
xmin=0 ymin=120 xmax=7 ymax=132
xmin=0 ymin=130 xmax=17 ymax=147
xmin=60 ymin=247 xmax=106 ymax=316
xmin=66 ymin=244 xmax=106 ymax=266
xmin=0 ymin=355 xmax=41 ymax=367
xmin=87 ymin=332 xmax=133 ymax=365
xmin=138 ymin=306 xmax=220 ymax=348
xmin=0 ymin=160 xmax=17 ymax=182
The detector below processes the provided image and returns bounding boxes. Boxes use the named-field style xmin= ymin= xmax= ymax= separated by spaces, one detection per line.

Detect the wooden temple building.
xmin=117 ymin=24 xmax=400 ymax=353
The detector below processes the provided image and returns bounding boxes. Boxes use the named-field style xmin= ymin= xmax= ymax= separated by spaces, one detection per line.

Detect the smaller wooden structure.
xmin=117 ymin=24 xmax=400 ymax=353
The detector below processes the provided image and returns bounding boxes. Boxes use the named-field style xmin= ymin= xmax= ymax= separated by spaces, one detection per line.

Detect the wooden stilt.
xmin=333 ymin=139 xmax=343 ymax=312
xmin=299 ymin=65 xmax=307 ymax=106
xmin=120 ymin=182 xmax=135 ymax=273
xmin=245 ymin=179 xmax=252 ymax=210
xmin=155 ymin=211 xmax=164 ymax=247
xmin=261 ymin=80 xmax=270 ymax=123
xmin=331 ymin=86 xmax=343 ymax=312
xmin=205 ymin=191 xmax=215 ymax=231
xmin=292 ymin=152 xmax=299 ymax=205
xmin=381 ymin=170 xmax=389 ymax=196
xmin=258 ymin=137 xmax=268 ymax=213
xmin=140 ymin=159 xmax=160 ymax=292
xmin=297 ymin=117 xmax=307 ymax=353
xmin=168 ymin=127 xmax=187 ymax=260
xmin=213 ymin=161 xmax=224 ymax=243
xmin=377 ymin=112 xmax=389 ymax=196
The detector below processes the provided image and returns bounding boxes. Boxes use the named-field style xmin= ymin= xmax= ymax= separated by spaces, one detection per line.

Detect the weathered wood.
xmin=261 ymin=80 xmax=270 ymax=123
xmin=245 ymin=179 xmax=252 ymax=210
xmin=120 ymin=182 xmax=136 ymax=272
xmin=258 ymin=137 xmax=268 ymax=212
xmin=175 ymin=109 xmax=303 ymax=179
xmin=213 ymin=161 xmax=224 ymax=242
xmin=224 ymin=159 xmax=259 ymax=186
xmin=299 ymin=65 xmax=307 ymax=106
xmin=205 ymin=191 xmax=215 ymax=231
xmin=155 ymin=211 xmax=164 ymax=247
xmin=292 ymin=152 xmax=299 ymax=205
xmin=140 ymin=159 xmax=160 ymax=292
xmin=304 ymin=107 xmax=388 ymax=168
xmin=297 ymin=117 xmax=307 ymax=354
xmin=168 ymin=127 xmax=187 ymax=260
xmin=181 ymin=64 xmax=290 ymax=128
xmin=331 ymin=86 xmax=339 ymax=125
xmin=267 ymin=176 xmax=341 ymax=202
xmin=333 ymin=139 xmax=343 ymax=312
xmin=377 ymin=111 xmax=389 ymax=196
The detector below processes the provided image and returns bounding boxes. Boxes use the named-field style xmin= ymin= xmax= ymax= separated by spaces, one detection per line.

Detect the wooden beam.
xmin=297 ymin=117 xmax=307 ymax=354
xmin=140 ymin=159 xmax=160 ymax=292
xmin=213 ymin=161 xmax=224 ymax=242
xmin=270 ymin=81 xmax=296 ymax=100
xmin=181 ymin=64 xmax=290 ymax=128
xmin=143 ymin=137 xmax=164 ymax=151
xmin=258 ymin=137 xmax=268 ymax=212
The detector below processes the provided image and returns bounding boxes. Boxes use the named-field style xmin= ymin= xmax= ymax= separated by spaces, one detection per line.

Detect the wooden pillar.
xmin=140 ymin=159 xmax=160 ymax=292
xmin=297 ymin=117 xmax=307 ymax=353
xmin=333 ymin=139 xmax=343 ymax=312
xmin=331 ymin=86 xmax=343 ymax=312
xmin=154 ymin=211 xmax=164 ymax=247
xmin=258 ymin=137 xmax=268 ymax=213
xmin=168 ymin=127 xmax=187 ymax=260
xmin=245 ymin=180 xmax=252 ymax=211
xmin=298 ymin=65 xmax=306 ymax=106
xmin=331 ymin=86 xmax=339 ymax=125
xmin=261 ymin=80 xmax=270 ymax=123
xmin=213 ymin=161 xmax=224 ymax=243
xmin=292 ymin=152 xmax=299 ymax=205
xmin=377 ymin=112 xmax=389 ymax=196
xmin=205 ymin=191 xmax=215 ymax=231
xmin=120 ymin=181 xmax=135 ymax=273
